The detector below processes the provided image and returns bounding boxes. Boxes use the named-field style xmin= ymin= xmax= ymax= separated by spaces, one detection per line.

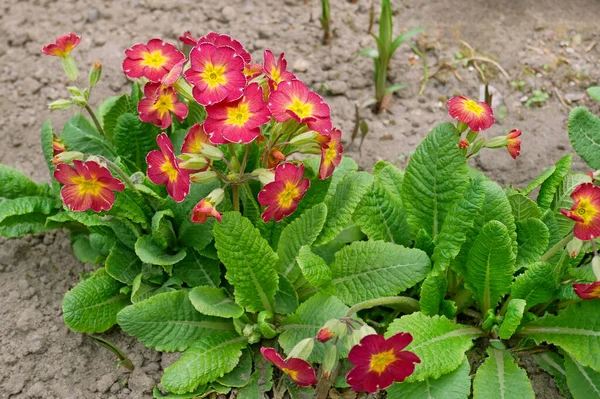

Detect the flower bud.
xmin=253 ymin=168 xmax=275 ymax=185
xmin=290 ymin=131 xmax=318 ymax=146
xmin=206 ymin=188 xmax=225 ymax=206
xmin=89 ymin=61 xmax=102 ymax=87
xmin=66 ymin=86 xmax=82 ymax=96
xmin=296 ymin=143 xmax=321 ymax=155
xmin=470 ymin=137 xmax=486 ymax=155
xmin=322 ymin=345 xmax=338 ymax=379
xmin=466 ymin=130 xmax=478 ymax=143
xmin=458 ymin=139 xmax=469 ymax=150
xmin=52 ymin=151 xmax=84 ymax=165
xmin=485 ymin=136 xmax=508 ymax=149
xmin=48 ymin=99 xmax=73 ymax=110
xmin=286 ymin=338 xmax=314 ymax=361
xmin=566 ymin=237 xmax=584 ymax=258
xmin=71 ymin=95 xmax=88 ymax=107
xmin=346 ymin=324 xmax=377 ymax=348
xmin=178 ymin=154 xmax=208 ymax=170
xmin=593 ymin=256 xmax=600 ymax=281
xmin=190 ymin=170 xmax=218 ymax=184
xmin=199 ymin=145 xmax=223 ymax=161
xmin=317 ymin=319 xmax=345 ymax=343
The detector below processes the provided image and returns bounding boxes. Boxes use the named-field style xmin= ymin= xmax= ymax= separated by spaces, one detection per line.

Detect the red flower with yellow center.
xmin=260 ymin=347 xmax=317 ymax=387
xmin=263 ymin=50 xmax=296 ymax=90
xmin=184 ymin=43 xmax=246 ymax=106
xmin=258 ymin=162 xmax=310 ymax=222
xmin=204 ymin=83 xmax=271 ymax=144
xmin=138 ymin=83 xmax=188 ymax=129
xmin=190 ymin=190 xmax=223 ymax=224
xmin=268 ymin=80 xmax=333 ymax=135
xmin=346 ymin=332 xmax=420 ymax=393
xmin=146 ymin=133 xmax=190 ymax=202
xmin=560 ymin=183 xmax=600 ymax=241
xmin=52 ymin=136 xmax=66 ymax=157
xmin=244 ymin=63 xmax=264 ymax=80
xmin=198 ymin=32 xmax=252 ymax=65
xmin=446 ymin=96 xmax=494 ymax=132
xmin=122 ymin=39 xmax=185 ymax=83
xmin=318 ymin=128 xmax=344 ymax=180
xmin=54 ymin=160 xmax=124 ymax=212
xmin=506 ymin=129 xmax=522 ymax=159
xmin=573 ymin=282 xmax=600 ymax=300
xmin=181 ymin=124 xmax=210 ymax=154
xmin=42 ymin=32 xmax=81 ymax=58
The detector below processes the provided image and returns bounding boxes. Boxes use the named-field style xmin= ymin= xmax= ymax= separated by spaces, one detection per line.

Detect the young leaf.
xmin=172 ymin=251 xmax=220 ymax=288
xmin=508 ymin=194 xmax=541 ymax=221
xmin=419 ymin=273 xmax=447 ymax=317
xmin=537 ymin=154 xmax=572 ymax=210
xmin=497 ymin=299 xmax=526 ymax=339
xmin=402 ymin=123 xmax=469 ymax=239
xmin=472 ymin=346 xmax=534 ymax=399
xmin=189 ymin=286 xmax=244 ymax=319
xmin=432 ymin=179 xmax=485 ymax=273
xmin=330 ymin=241 xmax=431 ymax=305
xmin=516 ymin=218 xmax=550 ymax=268
xmin=105 ymin=241 xmax=143 ymax=284
xmin=118 ymin=290 xmax=235 ymax=352
xmin=135 ymin=235 xmax=187 ymax=273
xmin=213 ymin=212 xmax=279 ymax=313
xmin=522 ymin=165 xmax=556 ymax=196
xmin=465 ymin=220 xmax=516 ymax=314
xmin=390 ymin=26 xmax=427 ymax=54
xmin=568 ymin=107 xmax=600 ymax=170
xmin=62 ymin=269 xmax=129 ymax=333
xmin=60 ymin=114 xmax=116 ymax=158
xmin=520 ymin=300 xmax=600 ymax=370
xmin=511 ymin=262 xmax=556 ymax=309
xmin=152 ymin=209 xmax=176 ymax=249
xmin=533 ymin=352 xmax=572 ymax=399
xmin=113 ymin=113 xmax=160 ymax=172
xmin=314 ymin=171 xmax=373 ymax=246
xmin=161 ymin=333 xmax=247 ymax=394
xmin=386 ymin=313 xmax=482 ymax=382
xmin=564 ymin=352 xmax=600 ymax=399
xmin=296 ymin=246 xmax=332 ymax=288
xmin=386 ymin=359 xmax=471 ymax=399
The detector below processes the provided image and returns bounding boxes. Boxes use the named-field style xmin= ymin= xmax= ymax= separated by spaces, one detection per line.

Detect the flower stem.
xmin=344 ymin=296 xmax=420 ymax=318
xmin=97 ymin=156 xmax=137 ymax=191
xmin=84 ymin=104 xmax=106 ymax=139
xmin=232 ymin=185 xmax=240 ymax=212
xmin=539 ymin=232 xmax=574 ymax=263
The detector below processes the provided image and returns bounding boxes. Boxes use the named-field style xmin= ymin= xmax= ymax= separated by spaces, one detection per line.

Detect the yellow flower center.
xmin=282 ymin=367 xmax=299 ymax=382
xmin=225 ymin=102 xmax=253 ymax=127
xmin=271 ymin=67 xmax=281 ymax=83
xmin=462 ymin=99 xmax=485 ymax=116
xmin=153 ymin=93 xmax=175 ymax=117
xmin=201 ymin=63 xmax=227 ymax=89
xmin=575 ymin=197 xmax=599 ymax=225
xmin=278 ymin=182 xmax=300 ymax=209
xmin=160 ymin=157 xmax=179 ymax=182
xmin=592 ymin=285 xmax=600 ymax=298
xmin=324 ymin=144 xmax=337 ymax=165
xmin=369 ymin=349 xmax=397 ymax=375
xmin=288 ymin=98 xmax=313 ymax=119
xmin=72 ymin=176 xmax=104 ymax=196
xmin=142 ymin=51 xmax=168 ymax=69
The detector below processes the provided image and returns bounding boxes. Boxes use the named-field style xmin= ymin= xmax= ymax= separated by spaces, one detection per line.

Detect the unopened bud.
xmin=456 ymin=121 xmax=469 ymax=133
xmin=89 ymin=61 xmax=102 ymax=87
xmin=458 ymin=139 xmax=469 ymax=150
xmin=297 ymin=143 xmax=321 ymax=155
xmin=485 ymin=136 xmax=508 ymax=149
xmin=199 ymin=145 xmax=223 ymax=161
xmin=52 ymin=151 xmax=84 ymax=165
xmin=48 ymin=99 xmax=73 ymax=110
xmin=66 ymin=86 xmax=82 ymax=96
xmin=566 ymin=237 xmax=584 ymax=258
xmin=322 ymin=345 xmax=338 ymax=379
xmin=317 ymin=319 xmax=345 ymax=343
xmin=71 ymin=95 xmax=87 ymax=107
xmin=190 ymin=170 xmax=218 ymax=184
xmin=470 ymin=137 xmax=486 ymax=155
xmin=593 ymin=256 xmax=600 ymax=281
xmin=347 ymin=324 xmax=376 ymax=348
xmin=287 ymin=338 xmax=314 ymax=360
xmin=178 ymin=154 xmax=208 ymax=170
xmin=206 ymin=188 xmax=225 ymax=206
xmin=290 ymin=131 xmax=318 ymax=146
xmin=253 ymin=168 xmax=275 ymax=185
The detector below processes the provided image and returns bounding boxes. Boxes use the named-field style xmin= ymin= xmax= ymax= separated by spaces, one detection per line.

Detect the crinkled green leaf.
xmin=296 ymin=246 xmax=332 ymax=288
xmin=237 ymin=354 xmax=273 ymax=399
xmin=161 ymin=332 xmax=247 ymax=394
xmin=323 ymin=156 xmax=358 ymax=200
xmin=386 ymin=359 xmax=471 ymax=399
xmin=564 ymin=352 xmax=600 ymax=399
xmin=189 ymin=286 xmax=244 ymax=319
xmin=274 ymin=273 xmax=299 ymax=314
xmin=107 ymin=217 xmax=141 ymax=249
xmin=402 ymin=123 xmax=469 ymax=239
xmin=568 ymin=107 xmax=600 ymax=170
xmin=71 ymin=234 xmax=103 ymax=264
xmin=419 ymin=273 xmax=447 ymax=316
xmin=465 ymin=220 xmax=516 ymax=314
xmin=106 ymin=241 xmax=142 ymax=285
xmin=40 ymin=119 xmax=58 ymax=180
xmin=60 ymin=114 xmax=116 ymax=158
xmin=432 ymin=179 xmax=485 ymax=273
xmin=315 ymin=171 xmax=373 ymax=246
xmin=108 ymin=189 xmax=152 ymax=227
xmin=520 ymin=300 xmax=600 ymax=370
xmin=101 ymin=94 xmax=130 ymax=141
xmin=509 ymin=193 xmax=541 ymax=221
xmin=537 ymin=154 xmax=572 ymax=210
xmin=0 ymin=164 xmax=52 ymax=199
xmin=373 ymin=160 xmax=403 ymax=197
xmin=172 ymin=251 xmax=220 ymax=288
xmin=214 ymin=212 xmax=279 ymax=313
xmin=0 ymin=196 xmax=61 ymax=238
xmin=135 ymin=235 xmax=187 ymax=273
xmin=522 ymin=166 xmax=556 ymax=196
xmin=533 ymin=352 xmax=572 ymax=399
xmin=118 ymin=290 xmax=234 ymax=352
xmin=62 ymin=269 xmax=129 ymax=333
xmin=152 ymin=209 xmax=176 ymax=249
xmin=498 ymin=299 xmax=527 ymax=339
xmin=330 ymin=241 xmax=431 ymax=305
xmin=386 ymin=313 xmax=482 ymax=382
xmin=217 ymin=349 xmax=252 ymax=387
xmin=130 ymin=274 xmax=176 ymax=304
xmin=472 ymin=346 xmax=534 ymax=399
xmin=511 ymin=262 xmax=556 ymax=309
xmin=516 ymin=218 xmax=550 ymax=268
xmin=114 ymin=113 xmax=160 ymax=172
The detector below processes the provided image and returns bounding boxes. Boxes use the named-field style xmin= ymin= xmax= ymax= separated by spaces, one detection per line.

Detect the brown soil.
xmin=1 ymin=0 xmax=599 ymax=397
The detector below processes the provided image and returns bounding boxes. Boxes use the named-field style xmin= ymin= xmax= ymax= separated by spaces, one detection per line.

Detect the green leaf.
xmin=508 ymin=194 xmax=541 ymax=221
xmin=464 ymin=220 xmax=516 ymax=314
xmin=279 ymin=293 xmax=350 ymax=362
xmin=498 ymin=299 xmax=527 ymax=339
xmin=296 ymin=246 xmax=332 ymax=288
xmin=40 ymin=119 xmax=57 ymax=179
xmin=0 ymin=196 xmax=61 ymax=238
xmin=62 ymin=269 xmax=129 ymax=333
xmin=419 ymin=273 xmax=447 ymax=316
xmin=537 ymin=154 xmax=572 ymax=210
xmin=237 ymin=354 xmax=273 ymax=399
xmin=472 ymin=346 xmax=534 ymax=399
xmin=0 ymin=164 xmax=52 ymax=199
xmin=117 ymin=290 xmax=235 ymax=352
xmin=217 ymin=349 xmax=252 ymax=387
xmin=213 ymin=212 xmax=279 ymax=313
xmin=277 ymin=203 xmax=327 ymax=279
xmin=101 ymin=94 xmax=130 ymax=141
xmin=71 ymin=234 xmax=103 ymax=264
xmin=135 ymin=235 xmax=187 ymax=273
xmin=189 ymin=287 xmax=244 ymax=319
xmin=588 ymin=87 xmax=600 ymax=102
xmin=152 ymin=209 xmax=176 ymax=249
xmin=386 ymin=312 xmax=482 ymax=382
xmin=520 ymin=300 xmax=600 ymax=370
xmin=108 ymin=189 xmax=152 ymax=227
xmin=161 ymin=333 xmax=247 ymax=394
xmin=533 ymin=352 xmax=572 ymax=399
xmin=186 ymin=101 xmax=207 ymax=126
xmin=130 ymin=274 xmax=176 ymax=304
xmin=511 ymin=262 xmax=556 ymax=309
xmin=105 ymin=241 xmax=143 ymax=284
xmin=359 ymin=48 xmax=379 ymax=58
xmin=113 ymin=113 xmax=160 ymax=172
xmin=107 ymin=217 xmax=141 ymax=249
xmin=522 ymin=166 xmax=556 ymax=196
xmin=432 ymin=179 xmax=485 ymax=273
xmin=330 ymin=241 xmax=431 ymax=305
xmin=516 ymin=218 xmax=550 ymax=268
xmin=323 ymin=156 xmax=359 ymax=201
xmin=402 ymin=123 xmax=469 ymax=239
xmin=391 ymin=26 xmax=426 ymax=54
xmin=172 ymin=251 xmax=220 ymax=288
xmin=315 ymin=171 xmax=373 ymax=246
xmin=386 ymin=359 xmax=471 ymax=399
xmin=60 ymin=114 xmax=116 ymax=158
xmin=564 ymin=352 xmax=600 ymax=399
xmin=274 ymin=273 xmax=299 ymax=314
xmin=568 ymin=107 xmax=600 ymax=169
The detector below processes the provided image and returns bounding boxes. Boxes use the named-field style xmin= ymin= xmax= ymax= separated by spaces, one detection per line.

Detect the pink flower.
xmin=146 ymin=133 xmax=190 ymax=202
xmin=447 ymin=96 xmax=494 ymax=132
xmin=41 ymin=33 xmax=80 ymax=58
xmin=261 ymin=347 xmax=317 ymax=387
xmin=198 ymin=32 xmax=251 ymax=64
xmin=138 ymin=83 xmax=188 ymax=129
xmin=258 ymin=163 xmax=310 ymax=222
xmin=263 ymin=50 xmax=296 ymax=90
xmin=122 ymin=39 xmax=185 ymax=83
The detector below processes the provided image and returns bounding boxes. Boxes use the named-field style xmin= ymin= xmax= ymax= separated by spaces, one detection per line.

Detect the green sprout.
xmin=525 ymin=89 xmax=549 ymax=107
xmin=320 ymin=0 xmax=332 ymax=45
